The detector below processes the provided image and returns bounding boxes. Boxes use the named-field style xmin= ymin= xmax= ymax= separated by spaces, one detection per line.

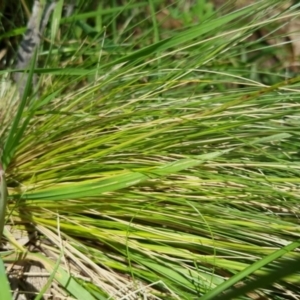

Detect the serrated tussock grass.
xmin=1 ymin=1 xmax=300 ymax=299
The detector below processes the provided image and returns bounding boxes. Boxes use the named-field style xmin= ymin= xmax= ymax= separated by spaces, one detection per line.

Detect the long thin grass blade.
xmin=200 ymin=239 xmax=300 ymax=300
xmin=0 ymin=164 xmax=8 ymax=241
xmin=23 ymin=150 xmax=230 ymax=200
xmin=0 ymin=258 xmax=12 ymax=300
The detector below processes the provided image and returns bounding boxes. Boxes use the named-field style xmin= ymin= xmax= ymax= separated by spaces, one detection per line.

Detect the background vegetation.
xmin=0 ymin=0 xmax=300 ymax=299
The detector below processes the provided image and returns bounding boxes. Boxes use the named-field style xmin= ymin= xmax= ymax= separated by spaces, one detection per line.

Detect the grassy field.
xmin=1 ymin=0 xmax=300 ymax=299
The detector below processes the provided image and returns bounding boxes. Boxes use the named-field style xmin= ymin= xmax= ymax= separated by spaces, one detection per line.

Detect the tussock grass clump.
xmin=1 ymin=1 xmax=300 ymax=299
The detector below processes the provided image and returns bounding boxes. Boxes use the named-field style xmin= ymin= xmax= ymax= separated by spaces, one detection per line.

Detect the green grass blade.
xmin=2 ymin=50 xmax=38 ymax=169
xmin=0 ymin=166 xmax=8 ymax=241
xmin=23 ymin=150 xmax=230 ymax=200
xmin=0 ymin=258 xmax=12 ymax=300
xmin=218 ymin=256 xmax=300 ymax=299
xmin=200 ymin=239 xmax=300 ymax=300
xmin=104 ymin=2 xmax=262 ymax=67
xmin=3 ymin=252 xmax=96 ymax=300
xmin=33 ymin=253 xmax=96 ymax=300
